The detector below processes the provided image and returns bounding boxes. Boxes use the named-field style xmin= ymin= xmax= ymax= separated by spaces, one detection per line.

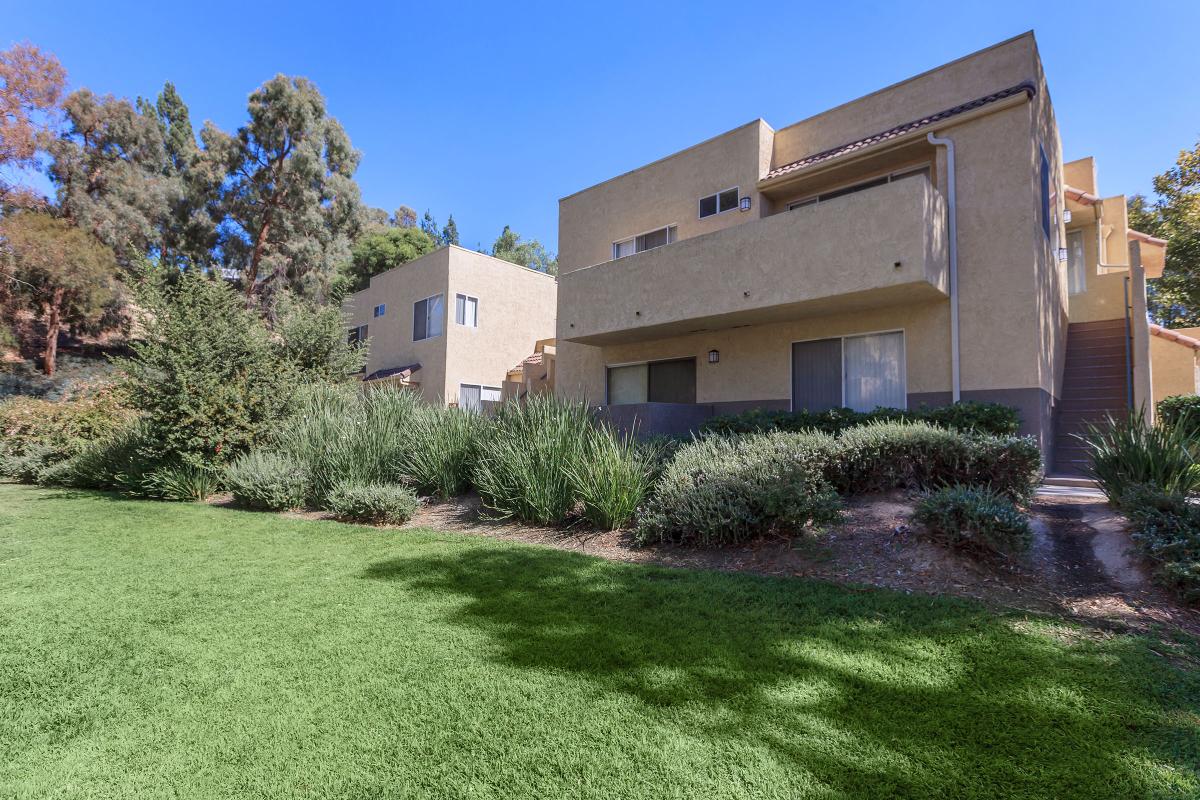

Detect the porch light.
xmin=1057 ymin=248 xmax=1069 ymax=263
xmin=739 ymin=196 xmax=751 ymax=212
xmin=1063 ymin=209 xmax=1072 ymax=224
xmin=708 ymin=349 xmax=720 ymax=364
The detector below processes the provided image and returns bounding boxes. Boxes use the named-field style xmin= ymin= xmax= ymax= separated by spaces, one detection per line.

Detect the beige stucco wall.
xmin=557 ymin=301 xmax=951 ymax=406
xmin=1151 ymin=335 xmax=1199 ymax=405
xmin=344 ymin=247 xmax=555 ymax=405
xmin=558 ymin=120 xmax=771 ymax=274
xmin=443 ymin=248 xmax=557 ymax=404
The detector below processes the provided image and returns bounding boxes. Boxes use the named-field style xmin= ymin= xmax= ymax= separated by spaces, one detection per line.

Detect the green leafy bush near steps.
xmin=635 ymin=432 xmax=843 ymax=546
xmin=914 ymin=485 xmax=1032 ymax=556
xmin=701 ymin=401 xmax=1021 ymax=437
xmin=224 ymin=451 xmax=309 ymax=511
xmin=1156 ymin=394 xmax=1200 ymax=440
xmin=834 ymin=422 xmax=1042 ymax=502
xmin=1076 ymin=411 xmax=1200 ymax=506
xmin=1118 ymin=484 xmax=1200 ymax=604
xmin=324 ymin=481 xmax=421 ymax=525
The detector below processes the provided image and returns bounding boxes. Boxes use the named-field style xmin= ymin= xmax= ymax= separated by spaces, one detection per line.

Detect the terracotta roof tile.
xmin=364 ymin=363 xmax=421 ymax=382
xmin=765 ymin=82 xmax=1038 ymax=181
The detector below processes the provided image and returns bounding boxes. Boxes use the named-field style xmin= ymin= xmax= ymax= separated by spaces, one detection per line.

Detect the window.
xmin=1040 ymin=147 xmax=1052 ymax=240
xmin=455 ymin=294 xmax=478 ymax=327
xmin=786 ymin=165 xmax=930 ymax=211
xmin=373 ymin=304 xmax=386 ymax=318
xmin=459 ymin=384 xmax=503 ymax=412
xmin=347 ymin=324 xmax=368 ymax=346
xmin=612 ymin=225 xmax=677 ymax=260
xmin=413 ymin=294 xmax=444 ymax=341
xmin=698 ymin=187 xmax=739 ymax=219
xmin=1066 ymin=230 xmax=1086 ymax=295
xmin=791 ymin=332 xmax=905 ymax=413
xmin=605 ymin=358 xmax=697 ymax=405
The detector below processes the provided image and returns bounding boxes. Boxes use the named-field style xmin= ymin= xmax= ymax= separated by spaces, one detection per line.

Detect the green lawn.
xmin=1 ymin=484 xmax=1197 ymax=799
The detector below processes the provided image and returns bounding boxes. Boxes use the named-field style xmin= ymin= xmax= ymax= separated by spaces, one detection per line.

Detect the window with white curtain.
xmin=460 ymin=384 xmax=502 ymax=411
xmin=791 ymin=331 xmax=906 ymax=413
xmin=842 ymin=332 xmax=906 ymax=412
xmin=455 ymin=294 xmax=478 ymax=327
xmin=1066 ymin=230 xmax=1086 ymax=295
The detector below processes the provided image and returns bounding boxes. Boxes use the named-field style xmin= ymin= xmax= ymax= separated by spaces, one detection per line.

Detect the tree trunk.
xmin=42 ymin=287 xmax=64 ymax=377
xmin=245 ymin=213 xmax=272 ymax=300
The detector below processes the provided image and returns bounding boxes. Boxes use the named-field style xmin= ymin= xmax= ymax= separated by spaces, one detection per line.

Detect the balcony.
xmin=559 ymin=175 xmax=949 ymax=345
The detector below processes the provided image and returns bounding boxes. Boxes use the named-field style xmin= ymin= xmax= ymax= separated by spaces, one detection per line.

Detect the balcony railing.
xmin=559 ymin=175 xmax=949 ymax=345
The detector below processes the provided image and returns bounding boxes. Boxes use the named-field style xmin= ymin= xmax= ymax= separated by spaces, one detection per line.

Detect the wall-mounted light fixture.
xmin=739 ymin=196 xmax=752 ymax=212
xmin=1057 ymin=248 xmax=1069 ymax=263
xmin=1063 ymin=209 xmax=1072 ymax=224
xmin=708 ymin=349 xmax=720 ymax=364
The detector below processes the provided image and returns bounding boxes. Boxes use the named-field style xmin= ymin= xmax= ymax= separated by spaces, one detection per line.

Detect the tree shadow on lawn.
xmin=362 ymin=546 xmax=1199 ymax=799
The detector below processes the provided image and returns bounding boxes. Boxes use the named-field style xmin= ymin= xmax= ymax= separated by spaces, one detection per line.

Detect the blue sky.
xmin=4 ymin=0 xmax=1197 ymax=253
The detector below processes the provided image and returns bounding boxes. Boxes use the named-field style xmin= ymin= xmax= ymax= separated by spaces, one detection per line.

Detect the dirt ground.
xmin=263 ymin=489 xmax=1200 ymax=639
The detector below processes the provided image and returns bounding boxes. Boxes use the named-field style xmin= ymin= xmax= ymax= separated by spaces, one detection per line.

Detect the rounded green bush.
xmin=913 ymin=485 xmax=1032 ymax=555
xmin=324 ymin=481 xmax=420 ymax=525
xmin=635 ymin=431 xmax=842 ymax=546
xmin=224 ymin=451 xmax=308 ymax=511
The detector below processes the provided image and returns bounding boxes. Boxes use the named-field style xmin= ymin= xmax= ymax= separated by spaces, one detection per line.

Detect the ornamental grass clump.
xmin=471 ymin=395 xmax=595 ymax=525
xmin=396 ymin=405 xmax=486 ymax=499
xmin=914 ymin=485 xmax=1032 ymax=556
xmin=1077 ymin=411 xmax=1200 ymax=506
xmin=324 ymin=481 xmax=420 ymax=525
xmin=635 ymin=431 xmax=842 ymax=546
xmin=142 ymin=462 xmax=222 ymax=502
xmin=275 ymin=384 xmax=421 ymax=505
xmin=565 ymin=426 xmax=660 ymax=530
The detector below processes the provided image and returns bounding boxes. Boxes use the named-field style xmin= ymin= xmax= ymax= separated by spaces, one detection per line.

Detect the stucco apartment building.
xmin=555 ymin=31 xmax=1169 ymax=472
xmin=343 ymin=246 xmax=556 ymax=409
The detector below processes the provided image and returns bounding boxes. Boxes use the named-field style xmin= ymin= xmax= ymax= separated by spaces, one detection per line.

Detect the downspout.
xmin=927 ymin=132 xmax=961 ymax=402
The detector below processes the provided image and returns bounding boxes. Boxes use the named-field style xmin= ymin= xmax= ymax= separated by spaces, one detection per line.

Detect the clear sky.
xmin=4 ymin=0 xmax=1197 ymax=253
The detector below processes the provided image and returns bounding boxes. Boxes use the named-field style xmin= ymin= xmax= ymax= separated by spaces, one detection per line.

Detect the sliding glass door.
xmin=606 ymin=358 xmax=696 ymax=405
xmin=792 ymin=331 xmax=905 ymax=412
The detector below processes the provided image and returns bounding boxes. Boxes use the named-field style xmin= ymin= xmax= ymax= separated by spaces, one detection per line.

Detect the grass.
xmin=1 ymin=483 xmax=1197 ymax=799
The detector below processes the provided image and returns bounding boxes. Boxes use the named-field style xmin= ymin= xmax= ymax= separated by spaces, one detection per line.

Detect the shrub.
xmin=914 ymin=485 xmax=1032 ymax=555
xmin=397 ymin=405 xmax=486 ymax=499
xmin=1157 ymin=395 xmax=1200 ymax=440
xmin=1120 ymin=484 xmax=1200 ymax=604
xmin=635 ymin=432 xmax=842 ymax=546
xmin=832 ymin=421 xmax=1041 ymax=502
xmin=472 ymin=395 xmax=595 ymax=525
xmin=0 ymin=390 xmax=135 ymax=477
xmin=700 ymin=401 xmax=1020 ymax=437
xmin=54 ymin=422 xmax=163 ymax=495
xmin=566 ymin=427 xmax=660 ymax=530
xmin=324 ymin=481 xmax=420 ymax=525
xmin=224 ymin=451 xmax=308 ymax=511
xmin=275 ymin=384 xmax=421 ymax=505
xmin=142 ymin=462 xmax=221 ymax=502
xmin=1077 ymin=411 xmax=1200 ymax=505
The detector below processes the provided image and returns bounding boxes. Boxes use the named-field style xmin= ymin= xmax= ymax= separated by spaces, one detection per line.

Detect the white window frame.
xmin=698 ymin=186 xmax=740 ymax=219
xmin=786 ymin=165 xmax=931 ymax=211
xmin=455 ymin=293 xmax=479 ymax=328
xmin=373 ymin=303 xmax=386 ymax=318
xmin=788 ymin=329 xmax=907 ymax=412
xmin=413 ymin=293 xmax=444 ymax=342
xmin=612 ymin=224 xmax=678 ymax=260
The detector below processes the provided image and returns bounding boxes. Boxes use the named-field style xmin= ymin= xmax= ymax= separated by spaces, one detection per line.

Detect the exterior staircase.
xmin=1052 ymin=319 xmax=1129 ymax=475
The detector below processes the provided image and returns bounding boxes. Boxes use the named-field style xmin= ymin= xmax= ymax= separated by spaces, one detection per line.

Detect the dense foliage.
xmin=636 ymin=432 xmax=842 ymax=546
xmin=223 ymin=451 xmax=309 ymax=511
xmin=1156 ymin=394 xmax=1200 ymax=439
xmin=397 ymin=405 xmax=487 ymax=500
xmin=914 ymin=485 xmax=1033 ymax=555
xmin=0 ymin=389 xmax=134 ymax=481
xmin=701 ymin=401 xmax=1021 ymax=437
xmin=1077 ymin=411 xmax=1200 ymax=504
xmin=1120 ymin=484 xmax=1200 ymax=604
xmin=324 ymin=481 xmax=420 ymax=525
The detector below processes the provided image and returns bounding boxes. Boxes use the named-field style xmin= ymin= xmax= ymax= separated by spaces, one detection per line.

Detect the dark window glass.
xmin=699 ymin=195 xmax=718 ymax=218
xmin=717 ymin=189 xmax=739 ymax=213
xmin=1040 ymin=150 xmax=1052 ymax=239
xmin=413 ymin=299 xmax=427 ymax=341
xmin=637 ymin=226 xmax=671 ymax=252
xmin=647 ymin=358 xmax=696 ymax=404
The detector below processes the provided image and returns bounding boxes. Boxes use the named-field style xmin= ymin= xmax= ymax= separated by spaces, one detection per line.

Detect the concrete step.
xmin=1043 ymin=474 xmax=1100 ymax=488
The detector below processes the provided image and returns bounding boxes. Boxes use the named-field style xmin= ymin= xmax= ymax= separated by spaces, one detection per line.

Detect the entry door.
xmin=791 ymin=339 xmax=843 ymax=412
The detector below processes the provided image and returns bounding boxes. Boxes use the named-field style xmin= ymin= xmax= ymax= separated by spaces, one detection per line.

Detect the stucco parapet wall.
xmin=559 ymin=175 xmax=948 ymax=345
